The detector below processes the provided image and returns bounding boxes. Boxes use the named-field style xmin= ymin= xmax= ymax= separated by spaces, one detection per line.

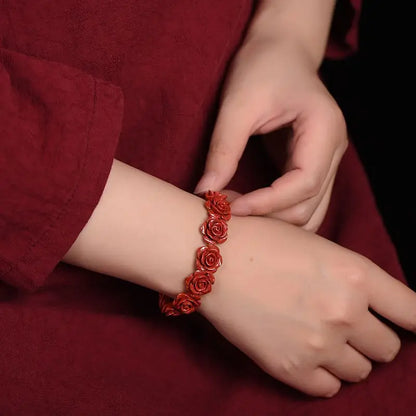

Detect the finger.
xmin=367 ymin=263 xmax=416 ymax=333
xmin=266 ymin=191 xmax=318 ymax=225
xmin=348 ymin=312 xmax=401 ymax=362
xmin=323 ymin=344 xmax=372 ymax=383
xmin=265 ymin=145 xmax=340 ymax=227
xmin=301 ymin=145 xmax=342 ymax=231
xmin=230 ymin=112 xmax=342 ymax=216
xmin=267 ymin=178 xmax=332 ymax=231
xmin=194 ymin=103 xmax=252 ymax=194
xmin=230 ymin=170 xmax=318 ymax=216
xmin=219 ymin=189 xmax=242 ymax=203
xmin=303 ymin=176 xmax=335 ymax=232
xmin=279 ymin=366 xmax=341 ymax=398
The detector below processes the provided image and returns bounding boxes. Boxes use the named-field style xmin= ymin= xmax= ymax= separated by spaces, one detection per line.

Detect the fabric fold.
xmin=0 ymin=47 xmax=124 ymax=290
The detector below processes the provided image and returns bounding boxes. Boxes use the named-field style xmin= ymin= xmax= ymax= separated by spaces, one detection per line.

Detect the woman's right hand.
xmin=200 ymin=215 xmax=416 ymax=397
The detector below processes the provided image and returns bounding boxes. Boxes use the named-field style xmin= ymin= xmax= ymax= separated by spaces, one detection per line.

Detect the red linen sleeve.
xmin=0 ymin=47 xmax=124 ymax=291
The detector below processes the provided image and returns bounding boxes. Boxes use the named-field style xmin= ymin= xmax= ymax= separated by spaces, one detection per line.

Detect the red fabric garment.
xmin=0 ymin=47 xmax=124 ymax=290
xmin=1 ymin=1 xmax=415 ymax=414
xmin=326 ymin=0 xmax=362 ymax=58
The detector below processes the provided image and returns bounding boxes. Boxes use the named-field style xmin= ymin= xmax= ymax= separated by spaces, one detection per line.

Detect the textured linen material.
xmin=2 ymin=1 xmax=415 ymax=415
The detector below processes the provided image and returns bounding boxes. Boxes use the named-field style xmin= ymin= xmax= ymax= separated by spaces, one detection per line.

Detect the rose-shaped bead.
xmin=159 ymin=294 xmax=180 ymax=316
xmin=205 ymin=190 xmax=231 ymax=220
xmin=172 ymin=292 xmax=201 ymax=314
xmin=201 ymin=217 xmax=228 ymax=244
xmin=196 ymin=244 xmax=222 ymax=272
xmin=185 ymin=270 xmax=215 ymax=295
xmin=159 ymin=191 xmax=230 ymax=317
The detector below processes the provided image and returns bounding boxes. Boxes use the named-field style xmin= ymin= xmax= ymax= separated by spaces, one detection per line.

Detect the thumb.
xmin=194 ymin=103 xmax=251 ymax=194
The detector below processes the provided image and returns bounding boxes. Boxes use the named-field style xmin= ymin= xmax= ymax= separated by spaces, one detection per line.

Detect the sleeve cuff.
xmin=0 ymin=62 xmax=124 ymax=290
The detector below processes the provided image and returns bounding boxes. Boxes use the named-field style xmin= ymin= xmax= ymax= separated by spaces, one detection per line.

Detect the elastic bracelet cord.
xmin=159 ymin=190 xmax=231 ymax=316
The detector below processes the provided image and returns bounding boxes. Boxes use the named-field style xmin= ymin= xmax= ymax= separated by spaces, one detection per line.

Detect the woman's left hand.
xmin=194 ymin=37 xmax=348 ymax=232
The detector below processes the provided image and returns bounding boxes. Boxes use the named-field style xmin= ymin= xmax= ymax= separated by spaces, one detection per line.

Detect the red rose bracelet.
xmin=159 ymin=190 xmax=230 ymax=316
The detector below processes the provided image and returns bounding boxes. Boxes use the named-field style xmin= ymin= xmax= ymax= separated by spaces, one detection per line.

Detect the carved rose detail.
xmin=185 ymin=270 xmax=215 ymax=295
xmin=158 ymin=294 xmax=179 ymax=316
xmin=204 ymin=190 xmax=231 ymax=220
xmin=201 ymin=217 xmax=228 ymax=244
xmin=159 ymin=191 xmax=230 ymax=316
xmin=159 ymin=294 xmax=180 ymax=316
xmin=196 ymin=244 xmax=222 ymax=272
xmin=172 ymin=292 xmax=201 ymax=314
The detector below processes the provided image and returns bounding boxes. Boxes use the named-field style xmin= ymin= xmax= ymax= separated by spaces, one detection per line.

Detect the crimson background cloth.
xmin=1 ymin=1 xmax=415 ymax=414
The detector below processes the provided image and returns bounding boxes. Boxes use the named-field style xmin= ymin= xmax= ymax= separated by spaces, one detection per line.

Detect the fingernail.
xmin=194 ymin=173 xmax=217 ymax=194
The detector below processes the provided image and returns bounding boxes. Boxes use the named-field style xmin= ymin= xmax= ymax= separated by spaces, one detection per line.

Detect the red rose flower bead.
xmin=185 ymin=270 xmax=215 ymax=295
xmin=159 ymin=191 xmax=230 ymax=316
xmin=196 ymin=244 xmax=222 ymax=272
xmin=201 ymin=217 xmax=228 ymax=244
xmin=205 ymin=190 xmax=231 ymax=220
xmin=172 ymin=293 xmax=201 ymax=314
xmin=159 ymin=294 xmax=179 ymax=316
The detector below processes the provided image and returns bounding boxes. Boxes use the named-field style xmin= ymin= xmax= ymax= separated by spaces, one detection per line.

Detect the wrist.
xmin=244 ymin=0 xmax=336 ymax=71
xmin=63 ymin=159 xmax=207 ymax=297
xmin=159 ymin=191 xmax=233 ymax=316
xmin=242 ymin=34 xmax=321 ymax=73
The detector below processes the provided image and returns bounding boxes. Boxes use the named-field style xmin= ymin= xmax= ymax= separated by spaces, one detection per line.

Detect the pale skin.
xmin=62 ymin=0 xmax=416 ymax=398
xmin=64 ymin=160 xmax=416 ymax=398
xmin=194 ymin=0 xmax=347 ymax=231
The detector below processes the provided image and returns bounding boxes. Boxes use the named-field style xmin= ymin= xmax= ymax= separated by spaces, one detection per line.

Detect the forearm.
xmin=245 ymin=0 xmax=336 ymax=69
xmin=63 ymin=159 xmax=216 ymax=297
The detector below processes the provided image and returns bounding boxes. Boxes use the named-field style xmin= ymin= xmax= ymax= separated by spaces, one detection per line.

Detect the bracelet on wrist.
xmin=158 ymin=190 xmax=230 ymax=316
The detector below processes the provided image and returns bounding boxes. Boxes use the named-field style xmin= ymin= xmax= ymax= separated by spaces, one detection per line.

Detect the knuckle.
xmin=325 ymin=300 xmax=356 ymax=326
xmin=343 ymin=268 xmax=367 ymax=289
xmin=306 ymin=333 xmax=327 ymax=352
xmin=337 ymin=259 xmax=371 ymax=289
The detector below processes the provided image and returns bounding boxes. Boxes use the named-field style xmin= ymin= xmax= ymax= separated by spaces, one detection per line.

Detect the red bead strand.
xmin=159 ymin=191 xmax=230 ymax=316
